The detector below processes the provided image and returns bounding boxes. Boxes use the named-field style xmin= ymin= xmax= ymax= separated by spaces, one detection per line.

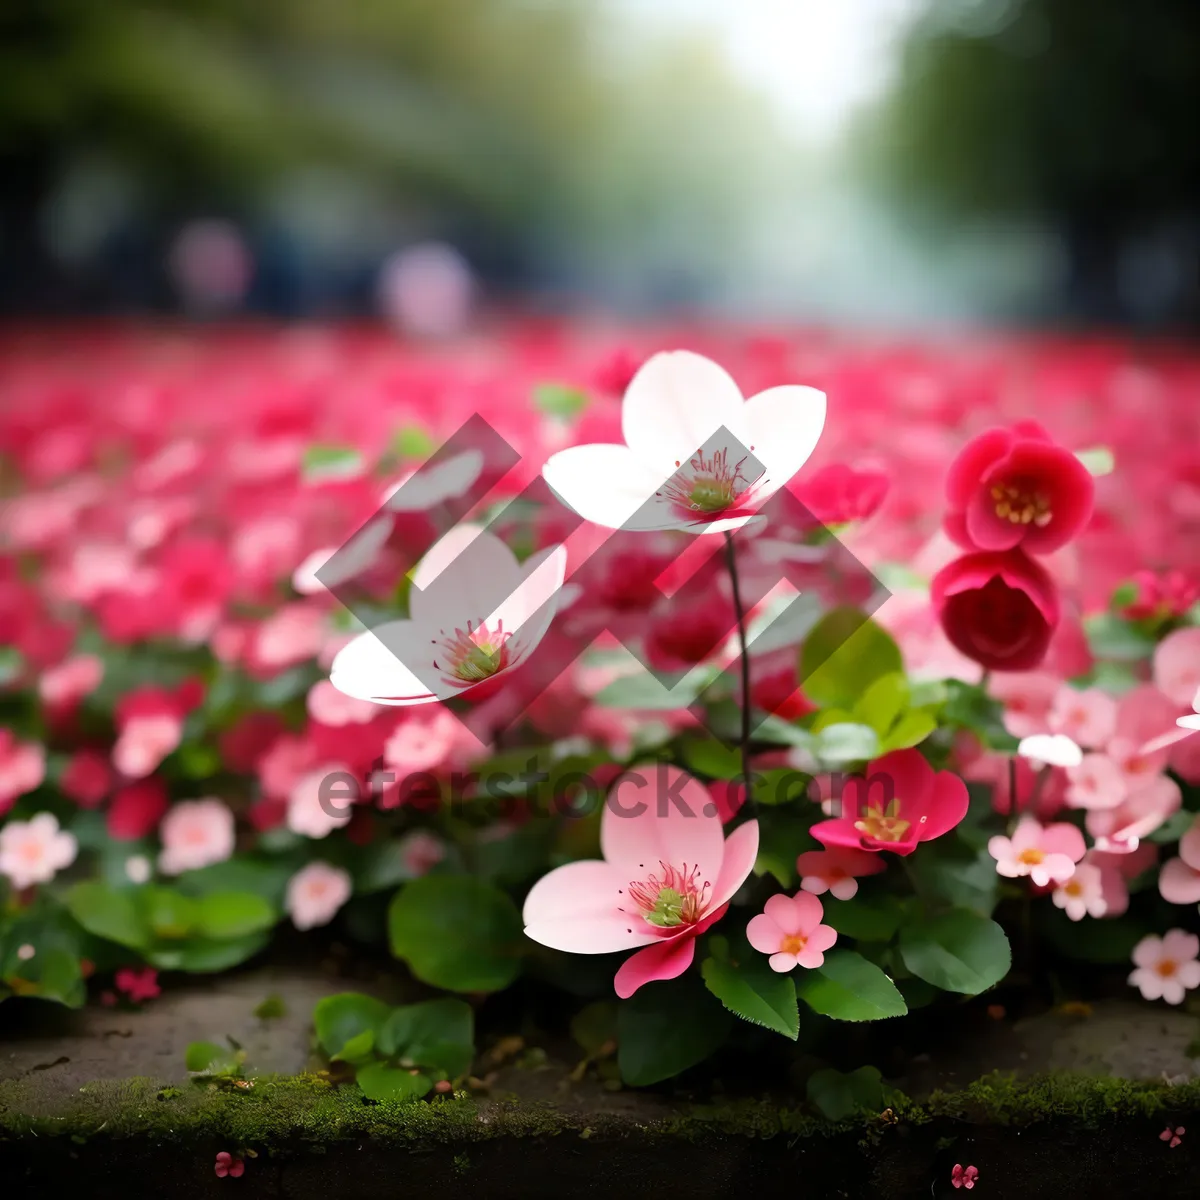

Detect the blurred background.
xmin=2 ymin=0 xmax=1198 ymax=330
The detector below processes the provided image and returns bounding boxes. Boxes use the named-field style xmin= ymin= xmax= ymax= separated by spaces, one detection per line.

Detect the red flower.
xmin=951 ymin=1163 xmax=979 ymax=1189
xmin=115 ymin=966 xmax=160 ymax=1003
xmin=61 ymin=749 xmax=111 ymax=808
xmin=944 ymin=420 xmax=1093 ymax=554
xmin=106 ymin=778 xmax=169 ymax=840
xmin=794 ymin=462 xmax=889 ymax=525
xmin=808 ymin=749 xmax=969 ymax=857
xmin=932 ymin=549 xmax=1060 ymax=672
xmin=214 ymin=1151 xmax=245 ymax=1178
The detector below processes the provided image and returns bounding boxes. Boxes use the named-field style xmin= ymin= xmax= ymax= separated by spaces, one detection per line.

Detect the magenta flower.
xmin=522 ymin=764 xmax=759 ymax=998
xmin=951 ymin=1163 xmax=979 ymax=1189
xmin=809 ymin=749 xmax=969 ymax=857
xmin=943 ymin=419 xmax=1094 ymax=554
xmin=1161 ymin=1125 xmax=1185 ymax=1148
xmin=114 ymin=966 xmax=161 ymax=1004
xmin=214 ymin=1151 xmax=244 ymax=1178
xmin=746 ymin=892 xmax=837 ymax=972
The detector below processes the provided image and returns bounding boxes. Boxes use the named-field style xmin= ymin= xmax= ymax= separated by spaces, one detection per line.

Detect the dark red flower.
xmin=115 ymin=966 xmax=160 ymax=1003
xmin=107 ymin=778 xmax=169 ymax=840
xmin=944 ymin=420 xmax=1094 ymax=554
xmin=932 ymin=549 xmax=1060 ymax=672
xmin=61 ymin=749 xmax=111 ymax=808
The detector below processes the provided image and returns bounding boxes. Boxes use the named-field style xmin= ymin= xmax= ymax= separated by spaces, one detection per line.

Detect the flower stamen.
xmin=432 ymin=619 xmax=512 ymax=684
xmin=623 ymin=861 xmax=711 ymax=928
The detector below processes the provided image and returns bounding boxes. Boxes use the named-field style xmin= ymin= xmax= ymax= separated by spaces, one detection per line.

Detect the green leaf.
xmin=313 ymin=992 xmax=391 ymax=1059
xmin=1149 ymin=810 xmax=1196 ymax=844
xmin=389 ymin=875 xmax=523 ymax=993
xmin=906 ymin=849 xmax=1000 ymax=916
xmin=192 ymin=892 xmax=276 ymax=940
xmin=533 ymin=383 xmax=590 ymax=419
xmin=806 ymin=1065 xmax=884 ymax=1121
xmin=898 ymin=909 xmax=1011 ymax=994
xmin=754 ymin=810 xmax=819 ymax=887
xmin=1037 ymin=906 xmax=1145 ymax=965
xmin=814 ymin=723 xmax=880 ymax=766
xmin=822 ymin=894 xmax=903 ymax=942
xmin=356 ymin=1062 xmax=432 ymax=1102
xmin=302 ymin=443 xmax=363 ymax=482
xmin=377 ymin=998 xmax=475 ymax=1077
xmin=1083 ymin=613 xmax=1156 ymax=662
xmin=879 ymin=709 xmax=938 ymax=752
xmin=801 ymin=608 xmax=902 ymax=710
xmin=159 ymin=933 xmax=269 ymax=973
xmin=390 ymin=425 xmax=436 ymax=461
xmin=570 ymin=1001 xmax=618 ymax=1055
xmin=795 ymin=950 xmax=907 ymax=1021
xmin=141 ymin=887 xmax=199 ymax=940
xmin=855 ymin=672 xmax=909 ymax=735
xmin=617 ymin=976 xmax=732 ymax=1086
xmin=701 ymin=954 xmax=799 ymax=1039
xmin=594 ymin=666 xmax=719 ymax=711
xmin=332 ymin=1029 xmax=377 ymax=1065
xmin=1075 ymin=446 xmax=1114 ymax=477
xmin=25 ymin=948 xmax=85 ymax=1007
xmin=64 ymin=882 xmax=149 ymax=950
xmin=185 ymin=1040 xmax=238 ymax=1075
xmin=679 ymin=736 xmax=745 ymax=781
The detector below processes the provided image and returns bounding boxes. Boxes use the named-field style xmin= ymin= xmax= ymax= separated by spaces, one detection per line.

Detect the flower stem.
xmin=723 ymin=531 xmax=752 ymax=799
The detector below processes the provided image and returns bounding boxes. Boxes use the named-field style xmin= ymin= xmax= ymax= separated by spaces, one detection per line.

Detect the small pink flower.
xmin=1051 ymin=862 xmax=1107 ymax=920
xmin=397 ymin=830 xmax=446 ymax=876
xmin=113 ymin=714 xmax=183 ymax=778
xmin=0 ymin=731 xmax=46 ymax=816
xmin=39 ymin=654 xmax=104 ymax=709
xmin=991 ymin=671 xmax=1059 ymax=739
xmin=214 ymin=1151 xmax=245 ymax=1178
xmin=1085 ymin=775 xmax=1181 ymax=853
xmin=305 ymin=679 xmax=377 ymax=727
xmin=0 ymin=812 xmax=78 ymax=890
xmin=1065 ymin=754 xmax=1126 ymax=810
xmin=384 ymin=709 xmax=462 ymax=774
xmin=1129 ymin=930 xmax=1200 ymax=1004
xmin=115 ymin=966 xmax=161 ymax=1003
xmin=286 ymin=861 xmax=352 ymax=930
xmin=287 ymin=765 xmax=355 ymax=838
xmin=1161 ymin=1125 xmax=1185 ymax=1148
xmin=1048 ymin=685 xmax=1117 ymax=749
xmin=1154 ymin=627 xmax=1200 ymax=708
xmin=796 ymin=848 xmax=886 ymax=900
xmin=158 ymin=798 xmax=236 ymax=875
xmin=951 ymin=1163 xmax=979 ymax=1189
xmin=746 ymin=892 xmax=837 ymax=972
xmin=987 ymin=815 xmax=1085 ymax=887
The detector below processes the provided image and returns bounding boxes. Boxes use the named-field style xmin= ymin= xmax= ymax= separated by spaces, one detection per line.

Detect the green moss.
xmin=1 ymin=1071 xmax=1199 ymax=1151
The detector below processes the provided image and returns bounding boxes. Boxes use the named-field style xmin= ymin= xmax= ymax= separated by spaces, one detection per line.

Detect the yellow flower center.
xmin=1018 ymin=848 xmax=1046 ymax=866
xmin=780 ymin=933 xmax=806 ymax=956
xmin=854 ymin=798 xmax=910 ymax=843
xmin=992 ymin=483 xmax=1052 ymax=527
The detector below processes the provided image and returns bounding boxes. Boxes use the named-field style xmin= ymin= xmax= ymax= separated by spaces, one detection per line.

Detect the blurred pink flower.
xmin=286 ymin=861 xmax=352 ymax=930
xmin=1129 ymin=931 xmax=1200 ymax=1004
xmin=158 ymin=798 xmax=235 ymax=875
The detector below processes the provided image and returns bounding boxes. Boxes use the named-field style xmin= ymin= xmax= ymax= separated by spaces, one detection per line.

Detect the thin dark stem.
xmin=723 ymin=531 xmax=752 ymax=798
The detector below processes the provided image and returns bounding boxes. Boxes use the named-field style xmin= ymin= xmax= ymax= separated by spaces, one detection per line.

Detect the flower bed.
xmin=1 ymin=323 xmax=1200 ymax=1192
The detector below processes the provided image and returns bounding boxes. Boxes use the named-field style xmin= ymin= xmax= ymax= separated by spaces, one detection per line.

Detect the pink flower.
xmin=1161 ymin=1125 xmax=1185 ymax=1148
xmin=1154 ymin=628 xmax=1200 ymax=708
xmin=1052 ymin=862 xmax=1107 ymax=920
xmin=330 ymin=525 xmax=567 ymax=706
xmin=522 ymin=764 xmax=759 ymax=998
xmin=1085 ymin=775 xmax=1180 ymax=853
xmin=987 ymin=816 xmax=1085 ymax=887
xmin=796 ymin=848 xmax=887 ymax=900
xmin=746 ymin=892 xmax=837 ymax=972
xmin=250 ymin=602 xmax=326 ymax=671
xmin=1158 ymin=815 xmax=1200 ymax=906
xmin=113 ymin=714 xmax=183 ymax=779
xmin=944 ymin=419 xmax=1094 ymax=554
xmin=214 ymin=1151 xmax=244 ymax=1178
xmin=305 ymin=679 xmax=377 ymax=727
xmin=951 ymin=1163 xmax=979 ymax=1189
xmin=287 ymin=765 xmax=356 ymax=838
xmin=542 ymin=350 xmax=826 ymax=534
xmin=397 ymin=830 xmax=445 ymax=876
xmin=115 ymin=966 xmax=161 ymax=1003
xmin=990 ymin=671 xmax=1060 ymax=739
xmin=383 ymin=709 xmax=462 ymax=774
xmin=932 ymin=549 xmax=1060 ymax=672
xmin=793 ymin=462 xmax=889 ymax=525
xmin=286 ymin=861 xmax=352 ymax=930
xmin=38 ymin=654 xmax=103 ymax=709
xmin=809 ymin=749 xmax=969 ymax=857
xmin=1065 ymin=754 xmax=1127 ymax=810
xmin=158 ymin=798 xmax=236 ymax=875
xmin=0 ymin=731 xmax=45 ymax=815
xmin=1119 ymin=569 xmax=1197 ymax=622
xmin=1047 ymin=686 xmax=1117 ymax=749
xmin=0 ymin=812 xmax=78 ymax=890
xmin=1129 ymin=930 xmax=1200 ymax=1004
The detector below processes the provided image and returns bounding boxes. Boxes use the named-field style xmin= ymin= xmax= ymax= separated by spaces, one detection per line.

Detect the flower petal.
xmin=613 ymin=933 xmax=698 ymax=998
xmin=542 ymin=442 xmax=665 ymax=530
xmin=523 ymin=859 xmax=660 ymax=954
xmin=621 ymin=351 xmax=747 ymax=472
xmin=708 ymin=819 xmax=760 ymax=909
xmin=741 ymin=385 xmax=826 ymax=497
xmin=329 ymin=622 xmax=443 ymax=705
xmin=747 ymin=913 xmax=785 ymax=953
xmin=409 ymin=526 xmax=522 ymax=627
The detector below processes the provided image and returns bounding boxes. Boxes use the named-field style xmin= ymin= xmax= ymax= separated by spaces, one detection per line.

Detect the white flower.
xmin=329 ymin=524 xmax=566 ymax=706
xmin=158 ymin=799 xmax=236 ymax=875
xmin=542 ymin=350 xmax=825 ymax=534
xmin=286 ymin=861 xmax=352 ymax=930
xmin=125 ymin=855 xmax=152 ymax=884
xmin=1018 ymin=733 xmax=1084 ymax=769
xmin=0 ymin=813 xmax=78 ymax=890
